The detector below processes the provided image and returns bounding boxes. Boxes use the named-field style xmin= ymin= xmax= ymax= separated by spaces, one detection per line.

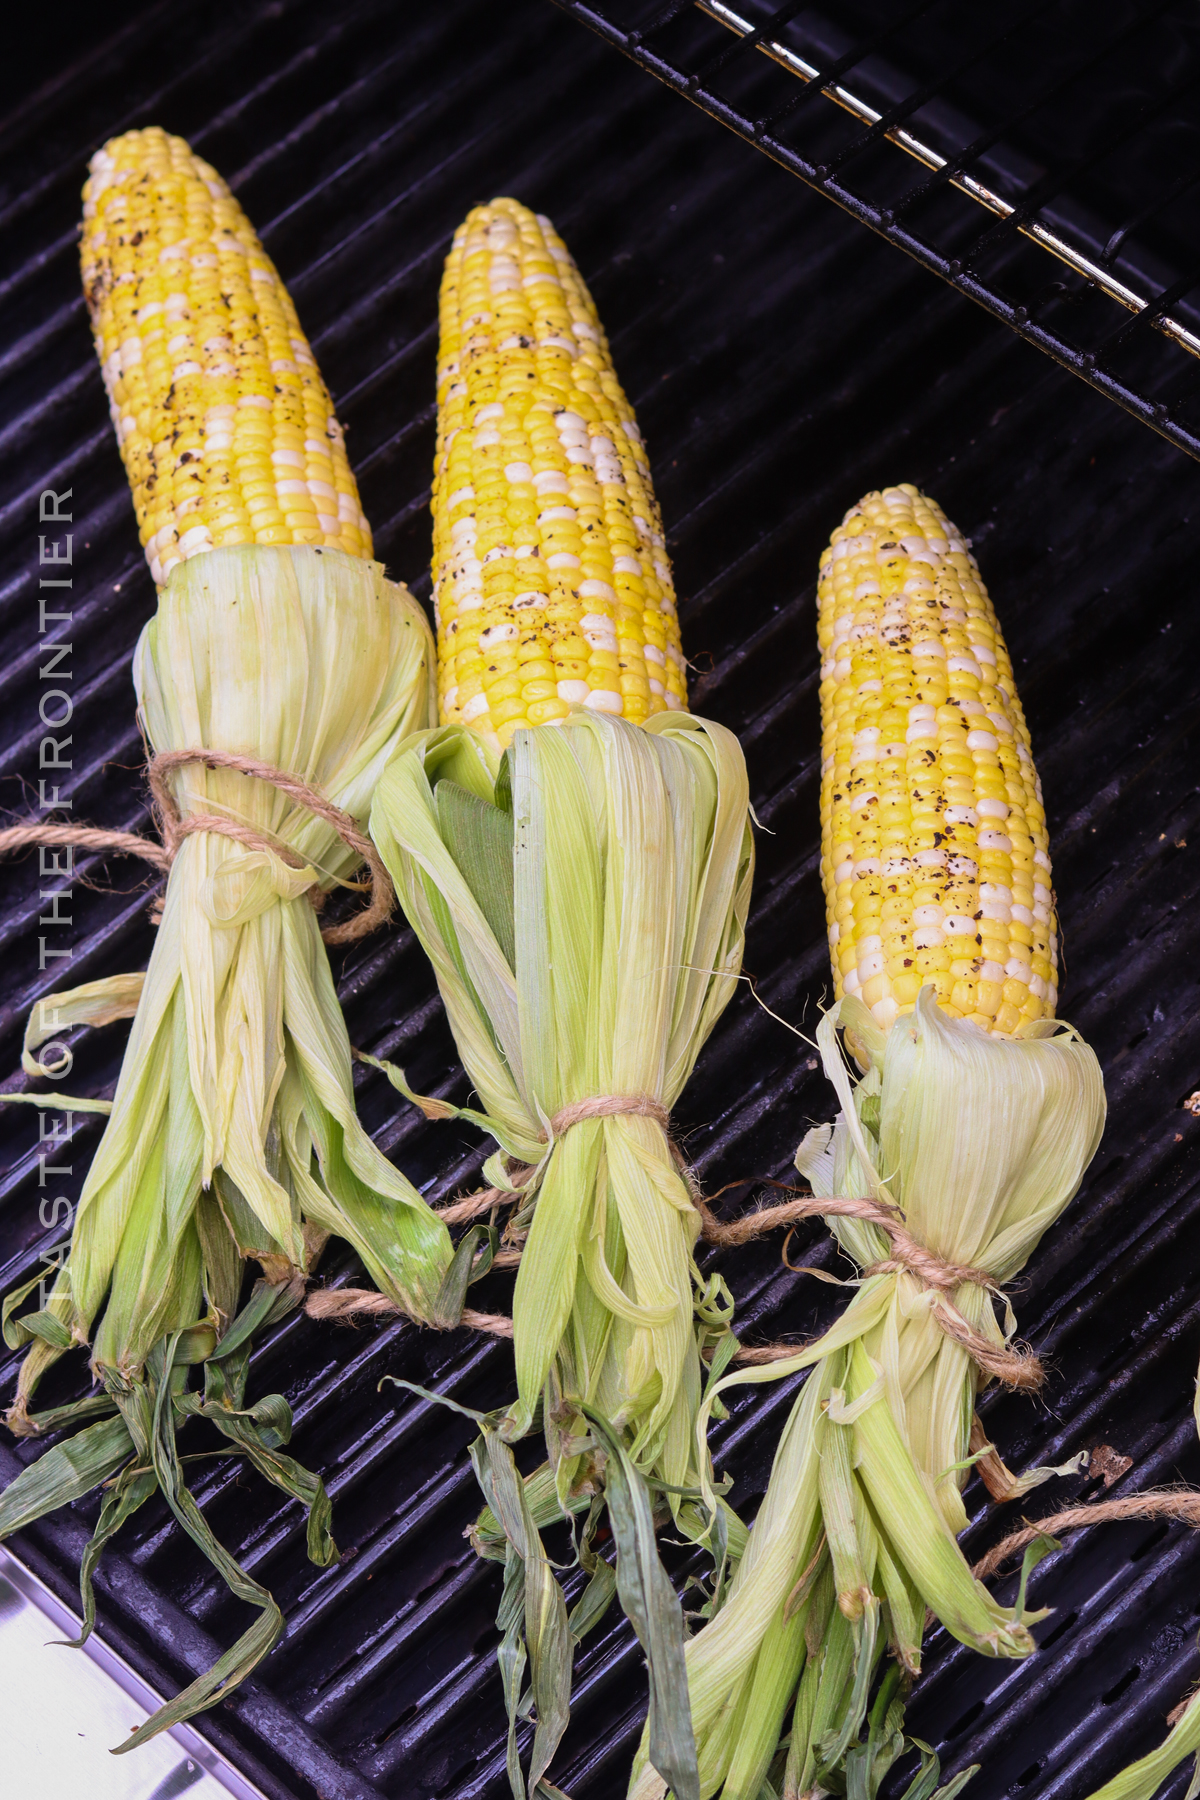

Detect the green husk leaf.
xmin=0 ymin=1415 xmax=135 ymax=1536
xmin=433 ymin=1222 xmax=500 ymax=1329
xmin=471 ymin=1426 xmax=573 ymax=1797
xmin=20 ymin=1394 xmax=119 ymax=1433
xmin=52 ymin=1461 xmax=158 ymax=1649
xmin=582 ymin=1404 xmax=699 ymax=1800
xmin=111 ymin=1364 xmax=285 ymax=1753
xmin=436 ymin=778 xmax=516 ymax=973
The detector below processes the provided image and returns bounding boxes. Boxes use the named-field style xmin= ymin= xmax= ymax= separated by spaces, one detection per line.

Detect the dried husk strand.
xmin=627 ymin=988 xmax=1106 ymax=1800
xmin=0 ymin=545 xmax=453 ymax=1744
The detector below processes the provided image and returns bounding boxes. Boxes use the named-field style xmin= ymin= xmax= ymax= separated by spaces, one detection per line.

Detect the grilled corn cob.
xmin=0 ymin=129 xmax=448 ymax=1752
xmin=366 ymin=198 xmax=753 ymax=1800
xmin=433 ymin=199 xmax=687 ymax=743
xmin=82 ymin=126 xmax=370 ymax=580
xmin=818 ymin=486 xmax=1056 ymax=1035
xmin=627 ymin=491 xmax=1104 ymax=1800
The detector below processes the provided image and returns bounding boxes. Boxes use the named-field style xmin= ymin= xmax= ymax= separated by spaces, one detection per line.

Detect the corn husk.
xmin=0 ymin=544 xmax=451 ymax=1743
xmin=368 ymin=704 xmax=753 ymax=1793
xmin=628 ymin=987 xmax=1105 ymax=1800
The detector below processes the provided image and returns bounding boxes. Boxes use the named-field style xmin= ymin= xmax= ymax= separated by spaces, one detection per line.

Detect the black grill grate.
xmin=1 ymin=3 xmax=1199 ymax=1798
xmin=550 ymin=0 xmax=1200 ymax=464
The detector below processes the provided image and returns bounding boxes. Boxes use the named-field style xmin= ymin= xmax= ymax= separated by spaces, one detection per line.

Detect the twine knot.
xmin=0 ymin=749 xmax=394 ymax=946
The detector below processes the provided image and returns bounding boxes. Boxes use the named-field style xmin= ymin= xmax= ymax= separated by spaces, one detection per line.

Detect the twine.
xmin=307 ymin=1094 xmax=672 ymax=1332
xmin=972 ymin=1490 xmax=1200 ymax=1582
xmin=306 ymin=1108 xmax=1040 ymax=1389
xmin=693 ymin=1189 xmax=1041 ymax=1390
xmin=0 ymin=749 xmax=394 ymax=946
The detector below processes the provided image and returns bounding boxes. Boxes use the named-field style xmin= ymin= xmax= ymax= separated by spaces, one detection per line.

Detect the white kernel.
xmin=912 ymin=638 xmax=946 ymax=659
xmin=272 ymin=449 xmax=305 ymax=468
xmin=580 ymin=580 xmax=615 ymax=601
xmin=853 ymin=857 xmax=882 ymax=877
xmin=980 ymin=901 xmax=1011 ymax=923
xmin=913 ymin=905 xmax=944 ymax=927
xmin=829 ymin=921 xmax=841 ymax=946
xmin=1006 ymin=955 xmax=1032 ymax=978
xmin=448 ymin=485 xmax=476 ymax=507
xmin=665 ymin=693 xmax=685 ymax=710
xmin=178 ymin=525 xmax=212 ymax=555
xmin=980 ymin=960 xmax=1007 ymax=983
xmin=584 ymin=689 xmax=623 ymax=713
xmin=944 ymin=915 xmax=976 ymax=935
xmin=913 ymin=927 xmax=945 ymax=950
xmin=538 ymin=507 xmax=576 ymax=524
xmin=908 ymin=703 xmax=936 ymax=721
xmin=513 ymin=592 xmax=544 ymax=610
xmin=944 ymin=806 xmax=979 ymax=826
xmin=855 ymin=580 xmax=881 ymax=599
xmin=474 ymin=403 xmax=504 ymax=424
xmin=947 ymin=656 xmax=982 ymax=677
xmin=614 ymin=556 xmax=642 ymax=574
xmin=906 ymin=722 xmax=938 ymax=742
xmin=835 ymin=859 xmax=855 ymax=883
xmin=971 ymin=643 xmax=997 ymax=665
xmin=474 ymin=429 xmax=502 ymax=449
xmin=858 ymin=935 xmax=883 ymax=955
xmin=915 ymin=849 xmax=948 ymax=868
xmin=966 ymin=730 xmax=999 ymax=751
xmin=977 ymin=829 xmax=1013 ymax=851
xmin=505 ymin=462 xmax=533 ymax=484
xmin=462 ymin=692 xmax=490 ymax=721
xmin=986 ymin=711 xmax=1014 ymax=736
xmin=872 ymin=997 xmax=899 ymax=1029
xmin=980 ymin=882 xmax=1012 ymax=903
xmin=843 ymin=968 xmax=862 ymax=994
xmin=1034 ymin=849 xmax=1052 ymax=869
xmin=977 ymin=797 xmax=1009 ymax=819
xmin=857 ymin=951 xmax=886 ymax=980
xmin=557 ymin=679 xmax=589 ymax=703
xmin=481 ymin=623 xmax=518 ymax=649
xmin=1028 ymin=975 xmax=1048 ymax=1000
xmin=1010 ymin=904 xmax=1034 ymax=926
xmin=547 ymin=553 xmax=581 ymax=569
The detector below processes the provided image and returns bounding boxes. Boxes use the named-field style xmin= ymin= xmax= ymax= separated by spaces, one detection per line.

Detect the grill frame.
xmin=0 ymin=4 xmax=1199 ymax=1799
xmin=550 ymin=0 xmax=1200 ymax=463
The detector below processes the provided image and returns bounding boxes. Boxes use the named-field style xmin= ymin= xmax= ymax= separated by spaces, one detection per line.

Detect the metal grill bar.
xmin=552 ymin=0 xmax=1200 ymax=459
xmin=2 ymin=4 xmax=1200 ymax=1797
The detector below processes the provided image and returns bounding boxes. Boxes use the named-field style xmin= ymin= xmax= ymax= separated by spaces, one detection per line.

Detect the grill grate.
xmin=1 ymin=3 xmax=1199 ymax=1798
xmin=550 ymin=0 xmax=1200 ymax=463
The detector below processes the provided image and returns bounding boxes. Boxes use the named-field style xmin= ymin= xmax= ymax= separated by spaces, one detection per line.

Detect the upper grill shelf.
xmin=552 ymin=0 xmax=1200 ymax=461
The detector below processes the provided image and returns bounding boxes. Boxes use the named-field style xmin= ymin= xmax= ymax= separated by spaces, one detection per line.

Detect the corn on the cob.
xmin=432 ymin=198 xmax=687 ymax=745
xmin=81 ymin=127 xmax=371 ymax=585
xmin=367 ymin=198 xmax=754 ymax=1800
xmin=818 ymin=485 xmax=1057 ymax=1036
xmin=627 ymin=491 xmax=1105 ymax=1800
xmin=0 ymin=130 xmax=447 ymax=1753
